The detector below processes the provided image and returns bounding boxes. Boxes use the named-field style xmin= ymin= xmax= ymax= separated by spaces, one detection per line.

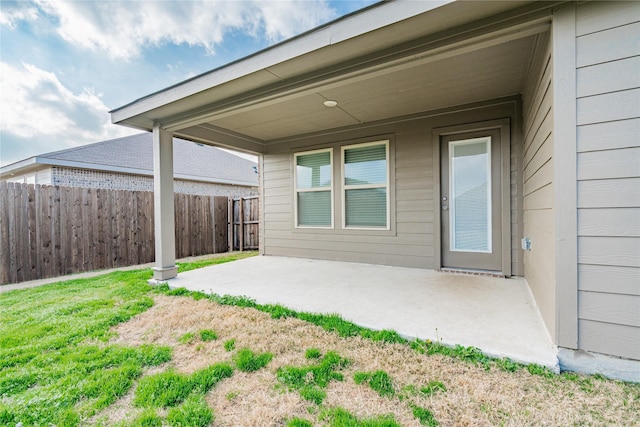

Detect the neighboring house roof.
xmin=0 ymin=133 xmax=258 ymax=187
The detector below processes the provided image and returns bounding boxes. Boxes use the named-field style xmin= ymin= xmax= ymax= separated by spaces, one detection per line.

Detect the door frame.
xmin=432 ymin=118 xmax=511 ymax=276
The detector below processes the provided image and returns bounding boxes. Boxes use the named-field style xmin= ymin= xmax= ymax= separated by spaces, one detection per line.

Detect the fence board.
xmin=0 ymin=182 xmax=9 ymax=284
xmin=14 ymin=184 xmax=24 ymax=283
xmin=27 ymin=184 xmax=36 ymax=279
xmin=51 ymin=186 xmax=61 ymax=277
xmin=213 ymin=197 xmax=228 ymax=253
xmin=8 ymin=183 xmax=17 ymax=283
xmin=129 ymin=190 xmax=138 ymax=266
xmin=59 ymin=186 xmax=68 ymax=274
xmin=35 ymin=185 xmax=42 ymax=279
xmin=95 ymin=189 xmax=104 ymax=269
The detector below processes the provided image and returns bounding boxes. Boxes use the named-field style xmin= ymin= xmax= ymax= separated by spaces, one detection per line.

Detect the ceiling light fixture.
xmin=323 ymin=100 xmax=338 ymax=108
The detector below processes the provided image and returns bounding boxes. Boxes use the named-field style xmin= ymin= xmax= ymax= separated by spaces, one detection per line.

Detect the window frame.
xmin=341 ymin=140 xmax=390 ymax=230
xmin=293 ymin=148 xmax=334 ymax=229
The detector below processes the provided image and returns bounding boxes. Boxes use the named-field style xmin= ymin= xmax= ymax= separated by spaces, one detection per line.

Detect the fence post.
xmin=227 ymin=198 xmax=233 ymax=252
xmin=0 ymin=182 xmax=10 ymax=284
xmin=214 ymin=196 xmax=218 ymax=254
xmin=238 ymin=197 xmax=244 ymax=252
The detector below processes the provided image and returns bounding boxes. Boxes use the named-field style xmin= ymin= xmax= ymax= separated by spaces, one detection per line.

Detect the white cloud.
xmin=30 ymin=0 xmax=336 ymax=60
xmin=0 ymin=4 xmax=39 ymax=28
xmin=0 ymin=62 xmax=136 ymax=145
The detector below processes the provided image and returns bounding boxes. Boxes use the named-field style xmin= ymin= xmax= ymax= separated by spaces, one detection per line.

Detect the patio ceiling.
xmin=111 ymin=1 xmax=555 ymax=154
xmin=198 ymin=36 xmax=536 ymax=142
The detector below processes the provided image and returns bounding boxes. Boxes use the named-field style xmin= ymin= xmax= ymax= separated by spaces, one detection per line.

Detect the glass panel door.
xmin=440 ymin=128 xmax=504 ymax=272
xmin=449 ymin=137 xmax=491 ymax=253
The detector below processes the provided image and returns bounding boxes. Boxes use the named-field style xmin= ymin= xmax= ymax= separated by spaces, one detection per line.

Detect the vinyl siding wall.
xmin=575 ymin=1 xmax=640 ymax=360
xmin=522 ymin=31 xmax=556 ymax=338
xmin=262 ymin=98 xmax=523 ymax=274
xmin=4 ymin=167 xmax=53 ymax=185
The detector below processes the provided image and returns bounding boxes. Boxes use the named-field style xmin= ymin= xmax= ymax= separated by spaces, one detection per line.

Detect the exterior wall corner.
xmin=551 ymin=3 xmax=579 ymax=349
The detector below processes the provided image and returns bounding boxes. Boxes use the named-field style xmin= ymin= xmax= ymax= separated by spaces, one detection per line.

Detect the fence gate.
xmin=229 ymin=196 xmax=259 ymax=251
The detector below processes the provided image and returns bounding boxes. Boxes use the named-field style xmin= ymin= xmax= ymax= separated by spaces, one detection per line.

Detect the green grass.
xmin=300 ymin=387 xmax=327 ymax=405
xmin=223 ymin=338 xmax=236 ymax=352
xmin=134 ymin=363 xmax=233 ymax=408
xmin=0 ymin=270 xmax=170 ymax=426
xmin=0 ymin=253 xmax=250 ymax=427
xmin=166 ymin=394 xmax=214 ymax=427
xmin=128 ymin=409 xmax=164 ymax=427
xmin=305 ymin=348 xmax=322 ymax=359
xmin=176 ymin=251 xmax=257 ymax=273
xmin=319 ymin=407 xmax=400 ymax=427
xmin=199 ymin=329 xmax=218 ymax=342
xmin=286 ymin=417 xmax=314 ymax=427
xmin=420 ymin=381 xmax=447 ymax=396
xmin=232 ymin=347 xmax=273 ymax=372
xmin=179 ymin=332 xmax=197 ymax=344
xmin=190 ymin=363 xmax=234 ymax=393
xmin=277 ymin=351 xmax=349 ymax=405
xmin=354 ymin=370 xmax=396 ymax=398
xmin=527 ymin=363 xmax=555 ymax=378
xmin=134 ymin=370 xmax=194 ymax=408
xmin=411 ymin=405 xmax=439 ymax=426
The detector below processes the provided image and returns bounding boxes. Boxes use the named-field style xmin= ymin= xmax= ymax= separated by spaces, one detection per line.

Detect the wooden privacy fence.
xmin=230 ymin=196 xmax=259 ymax=251
xmin=0 ymin=182 xmax=257 ymax=285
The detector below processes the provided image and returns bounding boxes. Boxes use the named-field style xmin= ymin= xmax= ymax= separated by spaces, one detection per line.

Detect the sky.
xmin=0 ymin=0 xmax=377 ymax=167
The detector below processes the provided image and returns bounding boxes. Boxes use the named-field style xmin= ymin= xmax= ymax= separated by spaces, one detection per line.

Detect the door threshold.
xmin=439 ymin=268 xmax=506 ymax=278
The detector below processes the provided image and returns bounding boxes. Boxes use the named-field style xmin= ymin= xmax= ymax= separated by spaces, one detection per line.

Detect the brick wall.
xmin=50 ymin=167 xmax=257 ymax=198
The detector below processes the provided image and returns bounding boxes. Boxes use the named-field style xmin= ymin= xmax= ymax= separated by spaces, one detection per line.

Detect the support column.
xmin=552 ymin=4 xmax=578 ymax=348
xmin=152 ymin=124 xmax=177 ymax=281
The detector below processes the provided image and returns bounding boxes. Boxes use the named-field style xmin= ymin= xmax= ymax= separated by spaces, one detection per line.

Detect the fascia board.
xmin=174 ymin=174 xmax=257 ymax=187
xmin=0 ymin=157 xmax=39 ymax=176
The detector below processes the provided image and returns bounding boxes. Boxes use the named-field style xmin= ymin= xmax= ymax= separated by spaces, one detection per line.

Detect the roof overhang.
xmin=111 ymin=0 xmax=561 ymax=154
xmin=0 ymin=156 xmax=256 ymax=187
xmin=0 ymin=157 xmax=44 ymax=179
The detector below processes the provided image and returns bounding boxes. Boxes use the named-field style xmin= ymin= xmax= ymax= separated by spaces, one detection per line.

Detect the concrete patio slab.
xmin=169 ymin=255 xmax=558 ymax=370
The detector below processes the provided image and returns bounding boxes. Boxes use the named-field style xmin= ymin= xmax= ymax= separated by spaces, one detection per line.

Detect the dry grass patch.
xmin=95 ymin=293 xmax=640 ymax=426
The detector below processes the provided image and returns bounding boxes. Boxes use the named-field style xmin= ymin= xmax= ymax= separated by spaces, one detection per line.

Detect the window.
xmin=342 ymin=141 xmax=389 ymax=229
xmin=294 ymin=149 xmax=333 ymax=227
xmin=449 ymin=137 xmax=491 ymax=252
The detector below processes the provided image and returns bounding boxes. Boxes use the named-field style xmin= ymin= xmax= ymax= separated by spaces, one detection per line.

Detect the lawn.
xmin=1 ymin=253 xmax=638 ymax=426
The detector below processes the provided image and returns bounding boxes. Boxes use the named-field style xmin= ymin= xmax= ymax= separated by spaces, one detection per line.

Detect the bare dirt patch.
xmin=100 ymin=294 xmax=639 ymax=426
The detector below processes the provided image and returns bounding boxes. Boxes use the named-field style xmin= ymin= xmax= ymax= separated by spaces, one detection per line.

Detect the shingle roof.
xmin=37 ymin=133 xmax=258 ymax=186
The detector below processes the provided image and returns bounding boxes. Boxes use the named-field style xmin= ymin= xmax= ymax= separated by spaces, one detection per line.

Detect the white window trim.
xmin=294 ymin=148 xmax=334 ymax=229
xmin=341 ymin=140 xmax=390 ymax=230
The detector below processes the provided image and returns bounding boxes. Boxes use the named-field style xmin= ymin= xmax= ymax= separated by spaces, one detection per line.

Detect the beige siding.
xmin=262 ymin=99 xmax=522 ymax=272
xmin=575 ymin=1 xmax=640 ymax=361
xmin=522 ymin=31 xmax=556 ymax=338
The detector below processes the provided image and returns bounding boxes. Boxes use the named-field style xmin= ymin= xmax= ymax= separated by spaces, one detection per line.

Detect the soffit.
xmin=206 ymin=35 xmax=536 ymax=141
xmin=263 ymin=1 xmax=530 ymax=81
